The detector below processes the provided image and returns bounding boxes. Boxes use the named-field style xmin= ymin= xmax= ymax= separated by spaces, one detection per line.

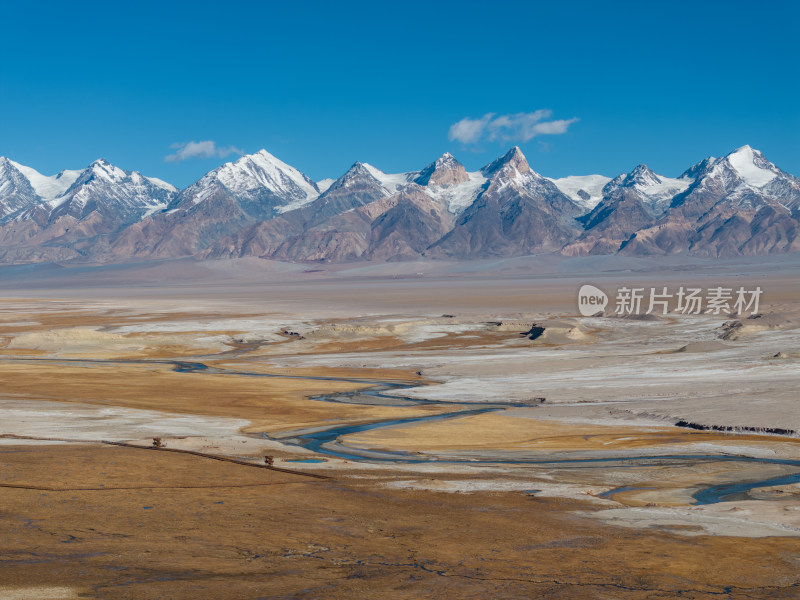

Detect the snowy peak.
xmin=622 ymin=164 xmax=661 ymax=188
xmin=600 ymin=164 xmax=692 ymax=216
xmin=42 ymin=159 xmax=178 ymax=223
xmin=325 ymin=160 xmax=416 ymax=195
xmin=174 ymin=149 xmax=320 ymax=215
xmin=0 ymin=157 xmax=20 ymax=175
xmin=323 ymin=162 xmax=384 ymax=194
xmin=414 ymin=152 xmax=469 ymax=186
xmin=338 ymin=161 xmax=379 ymax=184
xmin=619 ymin=164 xmax=691 ymax=197
xmin=67 ymin=158 xmax=129 ymax=191
xmin=0 ymin=157 xmax=39 ymax=216
xmin=482 ymin=146 xmax=531 ymax=177
xmin=316 ymin=178 xmax=335 ymax=194
xmin=676 ymin=146 xmax=800 ymax=212
xmin=64 ymin=159 xmax=175 ymax=194
xmin=215 ymin=150 xmax=319 ymax=201
xmin=59 ymin=159 xmax=177 ymax=202
xmin=680 ymin=157 xmax=716 ymax=181
xmin=676 ymin=146 xmax=780 ymax=191
xmin=90 ymin=158 xmax=123 ymax=174
xmin=479 ymin=147 xmax=538 ymax=195
xmin=722 ymin=145 xmax=778 ymax=188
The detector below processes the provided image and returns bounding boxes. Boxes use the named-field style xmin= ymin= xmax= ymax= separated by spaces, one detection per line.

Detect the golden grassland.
xmin=0 ymin=360 xmax=449 ymax=435
xmin=1 ymin=444 xmax=799 ymax=599
xmin=343 ymin=411 xmax=800 ymax=454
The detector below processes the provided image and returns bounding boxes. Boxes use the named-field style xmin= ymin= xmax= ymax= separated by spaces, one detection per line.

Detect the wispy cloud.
xmin=164 ymin=140 xmax=244 ymax=162
xmin=448 ymin=110 xmax=579 ymax=145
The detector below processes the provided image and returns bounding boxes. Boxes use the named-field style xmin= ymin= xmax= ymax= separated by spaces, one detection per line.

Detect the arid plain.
xmin=0 ymin=255 xmax=799 ymax=599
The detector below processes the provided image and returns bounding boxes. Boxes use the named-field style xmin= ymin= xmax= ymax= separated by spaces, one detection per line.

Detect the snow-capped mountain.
xmin=675 ymin=145 xmax=800 ymax=213
xmin=172 ymin=149 xmax=320 ymax=215
xmin=107 ymin=150 xmax=322 ymax=260
xmin=0 ymin=144 xmax=797 ymax=265
xmin=231 ymin=146 xmax=583 ymax=262
xmin=39 ymin=159 xmax=176 ymax=223
xmin=0 ymin=158 xmax=177 ymax=263
xmin=428 ymin=147 xmax=584 ymax=259
xmin=0 ymin=158 xmax=176 ymax=226
xmin=605 ymin=164 xmax=692 ymax=215
xmin=726 ymin=145 xmax=784 ymax=189
xmin=562 ymin=164 xmax=695 ymax=256
xmin=621 ymin=146 xmax=800 ymax=257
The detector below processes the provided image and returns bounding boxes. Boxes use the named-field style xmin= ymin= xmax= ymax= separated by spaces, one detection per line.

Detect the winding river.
xmin=6 ymin=356 xmax=800 ymax=506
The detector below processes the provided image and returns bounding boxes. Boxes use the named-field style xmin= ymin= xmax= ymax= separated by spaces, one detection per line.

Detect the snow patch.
xmin=727 ymin=145 xmax=777 ymax=188
xmin=547 ymin=174 xmax=611 ymax=211
xmin=361 ymin=163 xmax=417 ymax=194
xmin=145 ymin=176 xmax=178 ymax=193
xmin=425 ymin=171 xmax=488 ymax=213
xmin=316 ymin=177 xmax=335 ymax=193
xmin=8 ymin=161 xmax=81 ymax=201
xmin=637 ymin=173 xmax=691 ymax=198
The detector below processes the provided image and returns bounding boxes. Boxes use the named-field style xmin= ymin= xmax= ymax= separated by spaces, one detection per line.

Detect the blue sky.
xmin=1 ymin=0 xmax=798 ymax=188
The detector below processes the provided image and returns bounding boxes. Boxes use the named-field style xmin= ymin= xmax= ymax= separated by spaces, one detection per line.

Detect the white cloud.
xmin=447 ymin=113 xmax=495 ymax=144
xmin=448 ymin=110 xmax=579 ymax=145
xmin=164 ymin=140 xmax=244 ymax=162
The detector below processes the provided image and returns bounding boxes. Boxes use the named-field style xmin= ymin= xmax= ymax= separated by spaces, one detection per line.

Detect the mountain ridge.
xmin=0 ymin=144 xmax=798 ymax=264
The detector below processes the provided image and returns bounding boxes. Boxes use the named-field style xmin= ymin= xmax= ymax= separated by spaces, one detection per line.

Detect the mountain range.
xmin=0 ymin=145 xmax=798 ymax=265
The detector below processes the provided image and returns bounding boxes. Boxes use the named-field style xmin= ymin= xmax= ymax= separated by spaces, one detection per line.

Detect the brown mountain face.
xmin=562 ymin=164 xmax=690 ymax=256
xmin=563 ymin=188 xmax=656 ymax=256
xmin=211 ymin=185 xmax=455 ymax=263
xmin=414 ymin=153 xmax=469 ymax=186
xmin=111 ymin=186 xmax=280 ymax=260
xmin=366 ymin=186 xmax=454 ymax=261
xmin=300 ymin=162 xmax=395 ymax=224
